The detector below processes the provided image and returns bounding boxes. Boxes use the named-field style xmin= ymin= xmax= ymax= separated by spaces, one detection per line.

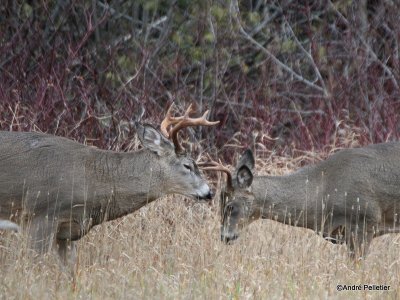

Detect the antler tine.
xmin=200 ymin=158 xmax=233 ymax=191
xmin=183 ymin=103 xmax=196 ymax=117
xmin=169 ymin=105 xmax=220 ymax=153
xmin=160 ymin=103 xmax=185 ymax=138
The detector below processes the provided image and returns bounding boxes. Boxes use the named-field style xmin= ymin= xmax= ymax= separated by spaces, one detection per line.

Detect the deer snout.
xmin=196 ymin=183 xmax=213 ymax=200
xmin=205 ymin=190 xmax=214 ymax=199
xmin=221 ymin=233 xmax=238 ymax=244
xmin=197 ymin=190 xmax=213 ymax=201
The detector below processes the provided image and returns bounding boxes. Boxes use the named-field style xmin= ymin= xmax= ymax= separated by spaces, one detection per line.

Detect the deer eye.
xmin=183 ymin=164 xmax=192 ymax=172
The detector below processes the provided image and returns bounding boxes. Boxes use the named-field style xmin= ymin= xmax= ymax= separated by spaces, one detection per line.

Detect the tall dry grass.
xmin=1 ymin=153 xmax=399 ymax=300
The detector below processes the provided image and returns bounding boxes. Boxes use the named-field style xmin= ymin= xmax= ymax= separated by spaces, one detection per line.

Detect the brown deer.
xmin=0 ymin=104 xmax=219 ymax=263
xmin=203 ymin=145 xmax=400 ymax=259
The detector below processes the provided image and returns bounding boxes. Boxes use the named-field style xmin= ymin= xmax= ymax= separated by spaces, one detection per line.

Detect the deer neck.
xmin=252 ymin=167 xmax=320 ymax=228
xmin=85 ymin=149 xmax=166 ymax=223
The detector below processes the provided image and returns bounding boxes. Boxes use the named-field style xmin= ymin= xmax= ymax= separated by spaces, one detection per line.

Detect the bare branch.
xmin=230 ymin=0 xmax=327 ymax=95
xmin=328 ymin=0 xmax=399 ymax=90
xmin=284 ymin=21 xmax=329 ymax=97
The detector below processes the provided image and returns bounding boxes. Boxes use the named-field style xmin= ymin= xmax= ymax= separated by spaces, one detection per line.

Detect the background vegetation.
xmin=1 ymin=0 xmax=399 ymax=160
xmin=1 ymin=0 xmax=400 ymax=298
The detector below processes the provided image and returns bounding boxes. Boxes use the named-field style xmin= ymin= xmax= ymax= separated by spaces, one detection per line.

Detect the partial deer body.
xmin=0 ymin=220 xmax=19 ymax=232
xmin=206 ymin=143 xmax=400 ymax=258
xmin=0 ymin=104 xmax=218 ymax=263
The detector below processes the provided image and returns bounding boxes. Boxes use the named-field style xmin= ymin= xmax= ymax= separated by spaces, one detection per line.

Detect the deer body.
xmin=207 ymin=143 xmax=400 ymax=258
xmin=0 ymin=105 xmax=219 ymax=263
xmin=253 ymin=143 xmax=400 ymax=231
xmin=1 ymin=132 xmax=180 ymax=239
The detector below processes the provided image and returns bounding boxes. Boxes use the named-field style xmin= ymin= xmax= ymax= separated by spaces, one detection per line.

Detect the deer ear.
xmin=236 ymin=149 xmax=255 ymax=171
xmin=136 ymin=123 xmax=174 ymax=156
xmin=236 ymin=165 xmax=253 ymax=189
xmin=233 ymin=149 xmax=255 ymax=187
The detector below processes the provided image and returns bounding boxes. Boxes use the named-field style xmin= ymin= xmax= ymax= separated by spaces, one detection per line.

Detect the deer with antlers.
xmin=0 ymin=104 xmax=219 ymax=264
xmin=204 ymin=146 xmax=400 ymax=259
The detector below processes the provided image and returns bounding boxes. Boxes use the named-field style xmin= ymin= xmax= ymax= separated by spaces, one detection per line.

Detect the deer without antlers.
xmin=0 ymin=104 xmax=219 ymax=264
xmin=204 ymin=145 xmax=400 ymax=259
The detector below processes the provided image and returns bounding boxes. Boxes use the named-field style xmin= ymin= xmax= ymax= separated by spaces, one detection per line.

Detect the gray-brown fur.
xmin=219 ymin=144 xmax=400 ymax=258
xmin=0 ymin=125 xmax=212 ymax=263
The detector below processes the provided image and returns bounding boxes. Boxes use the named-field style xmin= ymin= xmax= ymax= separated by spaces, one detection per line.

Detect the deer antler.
xmin=160 ymin=103 xmax=187 ymax=138
xmin=160 ymin=103 xmax=220 ymax=153
xmin=199 ymin=158 xmax=233 ymax=191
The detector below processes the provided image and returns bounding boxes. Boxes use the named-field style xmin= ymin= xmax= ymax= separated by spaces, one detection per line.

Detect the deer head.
xmin=137 ymin=103 xmax=219 ymax=200
xmin=202 ymin=150 xmax=257 ymax=241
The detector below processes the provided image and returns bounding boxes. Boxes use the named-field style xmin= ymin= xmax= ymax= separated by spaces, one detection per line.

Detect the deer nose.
xmin=197 ymin=184 xmax=213 ymax=200
xmin=198 ymin=190 xmax=213 ymax=201
xmin=221 ymin=234 xmax=238 ymax=244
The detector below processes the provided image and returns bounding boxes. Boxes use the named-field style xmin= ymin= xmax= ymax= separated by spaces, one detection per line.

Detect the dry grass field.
xmin=1 ymin=2 xmax=400 ymax=299
xmin=1 ymin=153 xmax=400 ymax=300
